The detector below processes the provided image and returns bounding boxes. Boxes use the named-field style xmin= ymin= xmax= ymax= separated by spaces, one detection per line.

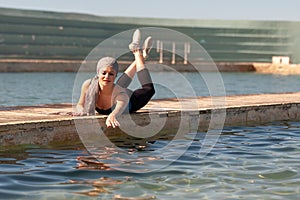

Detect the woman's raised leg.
xmin=117 ymin=30 xmax=153 ymax=88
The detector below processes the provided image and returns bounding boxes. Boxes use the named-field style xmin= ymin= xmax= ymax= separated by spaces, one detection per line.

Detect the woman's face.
xmin=98 ymin=66 xmax=117 ymax=88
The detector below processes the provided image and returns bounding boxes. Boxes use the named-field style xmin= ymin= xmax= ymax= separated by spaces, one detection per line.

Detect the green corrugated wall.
xmin=0 ymin=7 xmax=299 ymax=63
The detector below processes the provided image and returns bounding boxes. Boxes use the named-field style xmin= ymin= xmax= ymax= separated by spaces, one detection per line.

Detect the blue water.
xmin=1 ymin=72 xmax=300 ymax=107
xmin=1 ymin=72 xmax=300 ymax=199
xmin=0 ymin=121 xmax=299 ymax=199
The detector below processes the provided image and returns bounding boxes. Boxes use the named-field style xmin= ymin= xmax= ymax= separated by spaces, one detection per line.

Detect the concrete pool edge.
xmin=1 ymin=93 xmax=300 ymax=147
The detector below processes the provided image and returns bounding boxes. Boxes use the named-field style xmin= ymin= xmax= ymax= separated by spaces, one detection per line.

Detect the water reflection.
xmin=0 ymin=121 xmax=299 ymax=199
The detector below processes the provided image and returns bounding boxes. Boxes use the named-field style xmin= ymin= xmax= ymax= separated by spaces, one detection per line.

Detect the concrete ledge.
xmin=2 ymin=59 xmax=300 ymax=74
xmin=253 ymin=62 xmax=300 ymax=75
xmin=1 ymin=93 xmax=300 ymax=147
xmin=0 ymin=59 xmax=132 ymax=72
xmin=0 ymin=59 xmax=255 ymax=72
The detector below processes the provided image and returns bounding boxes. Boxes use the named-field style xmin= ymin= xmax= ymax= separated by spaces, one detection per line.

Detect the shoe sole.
xmin=128 ymin=29 xmax=141 ymax=51
xmin=143 ymin=36 xmax=153 ymax=58
xmin=132 ymin=29 xmax=141 ymax=44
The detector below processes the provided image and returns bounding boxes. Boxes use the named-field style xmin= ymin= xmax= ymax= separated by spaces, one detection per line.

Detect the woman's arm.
xmin=106 ymin=92 xmax=129 ymax=128
xmin=73 ymin=79 xmax=90 ymax=116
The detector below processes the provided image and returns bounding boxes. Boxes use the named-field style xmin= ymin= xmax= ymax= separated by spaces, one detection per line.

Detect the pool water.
xmin=0 ymin=121 xmax=299 ymax=199
xmin=1 ymin=71 xmax=300 ymax=199
xmin=1 ymin=72 xmax=300 ymax=107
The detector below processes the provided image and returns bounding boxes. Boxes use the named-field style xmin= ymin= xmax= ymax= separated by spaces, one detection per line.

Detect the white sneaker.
xmin=128 ymin=29 xmax=141 ymax=52
xmin=142 ymin=36 xmax=153 ymax=59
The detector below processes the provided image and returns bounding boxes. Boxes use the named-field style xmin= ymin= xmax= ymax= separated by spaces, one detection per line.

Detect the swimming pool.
xmin=1 ymin=71 xmax=299 ymax=199
xmin=0 ymin=120 xmax=299 ymax=199
xmin=1 ymin=72 xmax=300 ymax=107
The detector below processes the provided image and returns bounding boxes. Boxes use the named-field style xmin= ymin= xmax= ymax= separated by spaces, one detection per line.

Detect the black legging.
xmin=117 ymin=68 xmax=155 ymax=113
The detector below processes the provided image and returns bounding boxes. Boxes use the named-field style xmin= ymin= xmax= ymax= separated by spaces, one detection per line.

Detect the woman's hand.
xmin=72 ymin=105 xmax=85 ymax=116
xmin=72 ymin=111 xmax=85 ymax=116
xmin=105 ymin=92 xmax=128 ymax=128
xmin=106 ymin=113 xmax=120 ymax=128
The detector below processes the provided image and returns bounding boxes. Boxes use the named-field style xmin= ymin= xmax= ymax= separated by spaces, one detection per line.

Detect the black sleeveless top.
xmin=95 ymin=102 xmax=131 ymax=115
xmin=95 ymin=106 xmax=114 ymax=115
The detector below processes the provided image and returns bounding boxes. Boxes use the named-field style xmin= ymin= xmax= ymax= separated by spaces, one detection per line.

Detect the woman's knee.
xmin=143 ymin=83 xmax=155 ymax=97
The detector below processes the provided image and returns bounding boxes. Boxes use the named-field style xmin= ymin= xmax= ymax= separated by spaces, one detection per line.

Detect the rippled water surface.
xmin=0 ymin=121 xmax=299 ymax=199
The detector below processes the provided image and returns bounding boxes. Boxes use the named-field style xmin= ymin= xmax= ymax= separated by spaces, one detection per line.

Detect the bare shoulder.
xmin=114 ymin=84 xmax=127 ymax=93
xmin=82 ymin=79 xmax=91 ymax=89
